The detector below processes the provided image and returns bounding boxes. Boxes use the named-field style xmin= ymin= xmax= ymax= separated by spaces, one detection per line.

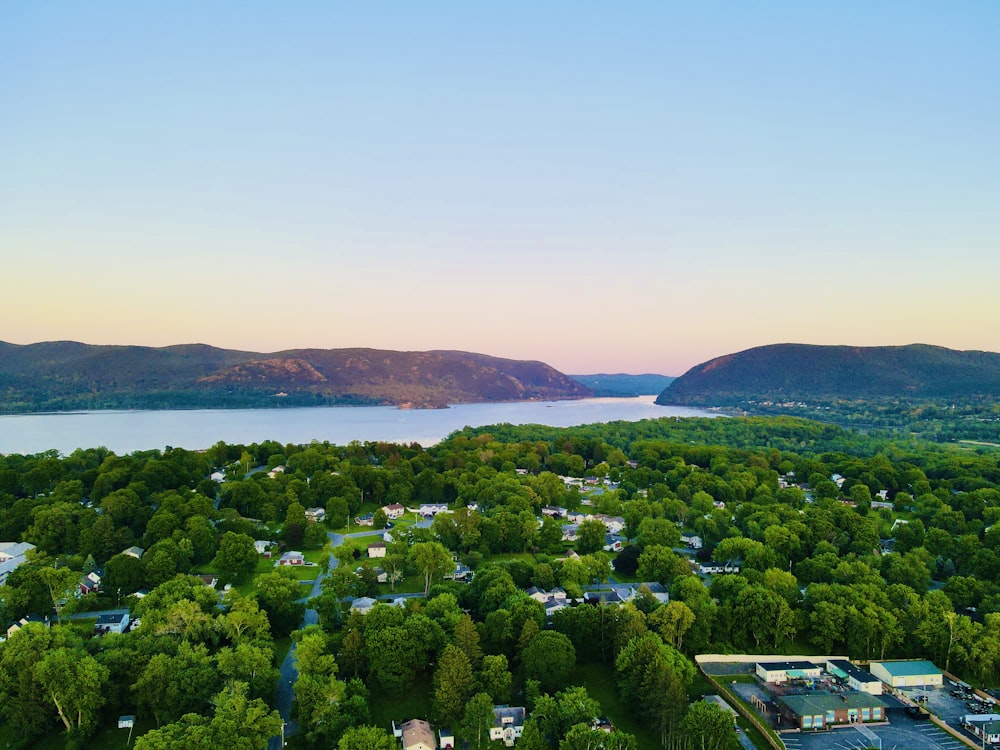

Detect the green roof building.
xmin=777 ymin=693 xmax=887 ymax=730
xmin=869 ymin=660 xmax=942 ymax=689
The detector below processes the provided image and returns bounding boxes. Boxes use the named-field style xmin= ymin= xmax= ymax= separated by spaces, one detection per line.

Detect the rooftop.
xmin=872 ymin=660 xmax=941 ymax=677
xmin=778 ymin=692 xmax=887 ymax=715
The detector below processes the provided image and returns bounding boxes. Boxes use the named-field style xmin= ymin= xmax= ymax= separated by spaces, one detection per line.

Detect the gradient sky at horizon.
xmin=2 ymin=2 xmax=998 ymax=375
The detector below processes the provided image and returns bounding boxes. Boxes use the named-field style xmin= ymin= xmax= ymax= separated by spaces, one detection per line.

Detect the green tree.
xmin=522 ymin=630 xmax=576 ymax=693
xmin=338 ymin=725 xmax=396 ymax=750
xmin=409 ymin=541 xmax=454 ymax=596
xmin=576 ymin=519 xmax=607 ymax=555
xmin=461 ymin=692 xmax=497 ymax=750
xmin=255 ymin=568 xmax=306 ymax=637
xmin=679 ymin=701 xmax=740 ymax=750
xmin=560 ymin=724 xmax=636 ymax=750
xmin=479 ymin=653 xmax=512 ymax=703
xmin=433 ymin=644 xmax=477 ymax=727
xmin=35 ymin=648 xmax=110 ymax=736
xmin=212 ymin=532 xmax=258 ymax=583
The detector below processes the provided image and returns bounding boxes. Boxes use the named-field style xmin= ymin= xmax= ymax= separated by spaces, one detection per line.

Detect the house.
xmin=197 ymin=574 xmax=218 ymax=589
xmin=869 ymin=660 xmax=942 ymax=689
xmin=681 ymin=534 xmax=703 ymax=550
xmin=267 ymin=465 xmax=286 ymax=479
xmin=776 ymin=692 xmax=887 ymax=729
xmin=355 ymin=513 xmax=375 ymax=527
xmin=79 ymin=571 xmax=102 ymax=596
xmin=373 ymin=567 xmax=388 ymax=584
xmin=445 ymin=561 xmax=473 ymax=581
xmin=95 ymin=612 xmax=131 ymax=635
xmin=277 ymin=551 xmax=305 ymax=566
xmin=620 ymin=582 xmax=669 ymax=604
xmin=561 ymin=524 xmax=579 ymax=542
xmin=603 ymin=534 xmax=624 ymax=553
xmin=490 ymin=705 xmax=526 ymax=746
xmin=351 ymin=597 xmax=378 ymax=615
xmin=584 ymin=590 xmax=625 ymax=606
xmin=304 ymin=507 xmax=326 ymax=523
xmin=382 ymin=503 xmax=405 ymax=520
xmin=121 ymin=546 xmax=145 ymax=560
xmin=0 ymin=541 xmax=35 ymax=586
xmin=438 ymin=727 xmax=456 ymax=750
xmin=594 ymin=514 xmax=626 ymax=535
xmin=419 ymin=503 xmax=449 ymax=517
xmin=964 ymin=715 xmax=1000 ymax=744
xmin=755 ymin=661 xmax=822 ymax=684
xmin=210 ymin=470 xmax=226 ymax=482
xmin=398 ymin=719 xmax=436 ymax=750
xmin=5 ymin=614 xmax=48 ymax=639
xmin=368 ymin=542 xmax=387 ymax=558
xmin=826 ymin=660 xmax=883 ymax=695
xmin=254 ymin=540 xmax=273 ymax=557
xmin=542 ymin=506 xmax=568 ymax=518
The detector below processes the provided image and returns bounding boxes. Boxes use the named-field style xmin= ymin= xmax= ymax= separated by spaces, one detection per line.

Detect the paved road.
xmin=266 ymin=527 xmax=390 ymax=749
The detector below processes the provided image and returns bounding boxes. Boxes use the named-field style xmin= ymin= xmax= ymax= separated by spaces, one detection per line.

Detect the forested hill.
xmin=657 ymin=344 xmax=1000 ymax=405
xmin=0 ymin=341 xmax=591 ymax=412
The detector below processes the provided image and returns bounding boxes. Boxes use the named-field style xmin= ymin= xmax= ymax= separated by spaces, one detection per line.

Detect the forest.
xmin=2 ymin=414 xmax=1000 ymax=749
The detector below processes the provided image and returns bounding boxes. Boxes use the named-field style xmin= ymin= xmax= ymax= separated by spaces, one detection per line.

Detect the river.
xmin=0 ymin=396 xmax=719 ymax=455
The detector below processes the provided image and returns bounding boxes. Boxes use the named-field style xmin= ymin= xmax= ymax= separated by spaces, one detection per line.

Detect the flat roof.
xmin=828 ymin=659 xmax=881 ymax=684
xmin=778 ymin=693 xmax=887 ymax=715
xmin=873 ymin=660 xmax=941 ymax=677
xmin=758 ymin=661 xmax=820 ymax=672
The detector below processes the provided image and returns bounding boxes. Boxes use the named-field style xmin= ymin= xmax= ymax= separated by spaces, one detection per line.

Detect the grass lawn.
xmin=573 ymin=662 xmax=661 ymax=750
xmin=369 ymin=672 xmax=433 ymax=728
xmin=0 ymin=715 xmax=158 ymax=750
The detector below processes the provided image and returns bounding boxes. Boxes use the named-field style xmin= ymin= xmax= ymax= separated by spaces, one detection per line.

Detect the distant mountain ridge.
xmin=656 ymin=343 xmax=1000 ymax=407
xmin=0 ymin=341 xmax=591 ymax=413
xmin=571 ymin=373 xmax=675 ymax=397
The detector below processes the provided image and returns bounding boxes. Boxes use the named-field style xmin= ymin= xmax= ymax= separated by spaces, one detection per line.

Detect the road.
xmin=266 ymin=527 xmax=389 ymax=749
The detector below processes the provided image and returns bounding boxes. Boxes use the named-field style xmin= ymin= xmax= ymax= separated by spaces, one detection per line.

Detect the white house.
xmin=490 ymin=706 xmax=526 ymax=747
xmin=0 ymin=542 xmax=35 ymax=586
xmin=419 ymin=503 xmax=449 ymax=517
xmin=382 ymin=503 xmax=405 ymax=519
xmin=254 ymin=540 xmax=273 ymax=557
xmin=95 ymin=612 xmax=131 ymax=634
xmin=304 ymin=507 xmax=326 ymax=523
xmin=351 ymin=597 xmax=378 ymax=615
xmin=121 ymin=546 xmax=145 ymax=560
xmin=368 ymin=542 xmax=387 ymax=558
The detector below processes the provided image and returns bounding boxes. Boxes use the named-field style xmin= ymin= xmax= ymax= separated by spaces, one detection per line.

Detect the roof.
xmin=778 ymin=693 xmax=887 ymax=715
xmin=96 ymin=613 xmax=128 ymax=625
xmin=757 ymin=661 xmax=819 ymax=672
xmin=493 ymin=705 xmax=526 ymax=727
xmin=0 ymin=541 xmax=34 ymax=559
xmin=828 ymin=659 xmax=880 ymax=684
xmin=401 ymin=719 xmax=435 ymax=749
xmin=873 ymin=660 xmax=941 ymax=677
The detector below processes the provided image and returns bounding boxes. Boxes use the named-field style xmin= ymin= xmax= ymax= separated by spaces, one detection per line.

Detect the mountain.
xmin=571 ymin=373 xmax=675 ymax=397
xmin=656 ymin=343 xmax=1000 ymax=407
xmin=0 ymin=341 xmax=591 ymax=413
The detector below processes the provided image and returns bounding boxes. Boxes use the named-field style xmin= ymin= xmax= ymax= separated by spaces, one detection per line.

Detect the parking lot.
xmin=781 ymin=710 xmax=969 ymax=750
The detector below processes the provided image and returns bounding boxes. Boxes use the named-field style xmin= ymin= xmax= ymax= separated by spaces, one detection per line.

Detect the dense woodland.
xmin=2 ymin=415 xmax=1000 ymax=748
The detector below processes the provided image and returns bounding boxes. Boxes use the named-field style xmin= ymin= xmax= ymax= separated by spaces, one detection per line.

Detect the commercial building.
xmin=826 ymin=659 xmax=883 ymax=695
xmin=869 ymin=660 xmax=943 ymax=689
xmin=755 ymin=661 xmax=823 ymax=684
xmin=776 ymin=693 xmax=887 ymax=730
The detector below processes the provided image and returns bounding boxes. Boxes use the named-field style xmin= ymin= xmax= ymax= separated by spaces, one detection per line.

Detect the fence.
xmin=699 ymin=666 xmax=786 ymax=750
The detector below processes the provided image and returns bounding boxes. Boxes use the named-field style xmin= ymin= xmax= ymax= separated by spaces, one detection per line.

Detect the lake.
xmin=0 ymin=397 xmax=719 ymax=455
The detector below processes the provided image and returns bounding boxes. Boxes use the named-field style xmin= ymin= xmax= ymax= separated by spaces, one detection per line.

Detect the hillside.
xmin=656 ymin=343 xmax=1000 ymax=407
xmin=571 ymin=373 xmax=675 ymax=397
xmin=0 ymin=341 xmax=591 ymax=412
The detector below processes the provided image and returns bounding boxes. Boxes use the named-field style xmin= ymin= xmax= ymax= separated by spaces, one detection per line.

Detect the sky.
xmin=2 ymin=2 xmax=998 ymax=375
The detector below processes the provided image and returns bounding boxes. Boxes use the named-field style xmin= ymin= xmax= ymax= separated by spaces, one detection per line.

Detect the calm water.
xmin=0 ymin=397 xmax=719 ymax=455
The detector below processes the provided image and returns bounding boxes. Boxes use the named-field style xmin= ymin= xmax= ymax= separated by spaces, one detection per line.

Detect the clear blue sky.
xmin=2 ymin=1 xmax=998 ymax=374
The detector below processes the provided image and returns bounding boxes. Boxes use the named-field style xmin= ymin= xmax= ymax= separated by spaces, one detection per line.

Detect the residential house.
xmin=681 ymin=534 xmax=703 ymax=550
xmin=373 ymin=567 xmax=388 ymax=584
xmin=603 ymin=534 xmax=624 ymax=553
xmin=79 ymin=571 xmax=102 ymax=596
xmin=561 ymin=524 xmax=579 ymax=542
xmin=584 ymin=590 xmax=625 ymax=606
xmin=277 ymin=551 xmax=305 ymax=566
xmin=419 ymin=503 xmax=449 ymax=517
xmin=594 ymin=514 xmax=625 ymax=535
xmin=616 ymin=582 xmax=669 ymax=604
xmin=121 ymin=546 xmax=145 ymax=560
xmin=438 ymin=727 xmax=456 ymax=749
xmin=0 ymin=541 xmax=35 ymax=586
xmin=355 ymin=513 xmax=375 ymax=527
xmin=5 ymin=614 xmax=48 ymax=640
xmin=490 ymin=705 xmax=526 ymax=747
xmin=267 ymin=465 xmax=286 ymax=479
xmin=304 ymin=507 xmax=326 ymax=523
xmin=210 ymin=470 xmax=226 ymax=483
xmin=197 ymin=574 xmax=218 ymax=589
xmin=382 ymin=503 xmax=405 ymax=520
xmin=368 ymin=542 xmax=387 ymax=559
xmin=398 ymin=719 xmax=436 ymax=750
xmin=542 ymin=506 xmax=568 ymax=518
xmin=95 ymin=612 xmax=130 ymax=635
xmin=254 ymin=540 xmax=273 ymax=557
xmin=351 ymin=597 xmax=378 ymax=615
xmin=445 ymin=561 xmax=472 ymax=581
